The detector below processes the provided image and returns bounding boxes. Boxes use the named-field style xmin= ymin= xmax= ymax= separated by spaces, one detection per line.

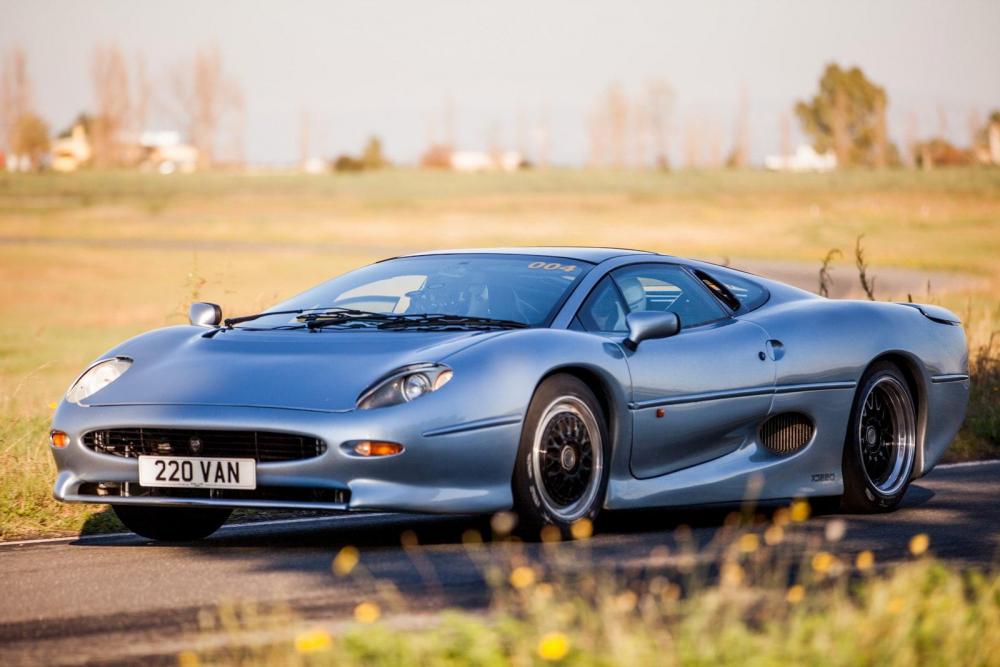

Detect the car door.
xmin=576 ymin=263 xmax=775 ymax=479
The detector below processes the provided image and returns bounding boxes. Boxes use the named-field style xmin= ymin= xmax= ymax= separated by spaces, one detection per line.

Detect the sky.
xmin=2 ymin=0 xmax=999 ymax=166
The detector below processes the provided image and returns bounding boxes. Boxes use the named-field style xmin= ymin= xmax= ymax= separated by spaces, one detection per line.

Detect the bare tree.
xmin=706 ymin=117 xmax=722 ymax=168
xmin=903 ymin=111 xmax=918 ymax=168
xmin=605 ymin=83 xmax=629 ymax=168
xmin=133 ymin=53 xmax=151 ymax=137
xmin=586 ymin=109 xmax=607 ymax=168
xmin=631 ymin=92 xmax=650 ymax=168
xmin=1 ymin=47 xmax=33 ymax=156
xmin=91 ymin=43 xmax=132 ymax=167
xmin=871 ymin=95 xmax=888 ymax=168
xmin=534 ymin=107 xmax=550 ymax=169
xmin=682 ymin=115 xmax=702 ymax=169
xmin=168 ymin=46 xmax=243 ymax=168
xmin=779 ymin=111 xmax=792 ymax=158
xmin=646 ymin=80 xmax=674 ymax=169
xmin=299 ymin=110 xmax=311 ymax=167
xmin=727 ymin=86 xmax=750 ymax=168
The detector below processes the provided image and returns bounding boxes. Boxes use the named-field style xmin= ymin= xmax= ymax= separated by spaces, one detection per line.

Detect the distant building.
xmin=139 ymin=131 xmax=198 ymax=174
xmin=765 ymin=145 xmax=838 ymax=172
xmin=51 ymin=117 xmax=93 ymax=172
xmin=421 ymin=145 xmax=525 ymax=172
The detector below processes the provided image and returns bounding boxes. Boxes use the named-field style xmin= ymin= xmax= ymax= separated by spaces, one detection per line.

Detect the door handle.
xmin=765 ymin=339 xmax=785 ymax=361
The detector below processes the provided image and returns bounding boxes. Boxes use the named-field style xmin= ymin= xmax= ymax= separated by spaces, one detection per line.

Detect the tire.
xmin=840 ymin=361 xmax=918 ymax=513
xmin=512 ymin=374 xmax=610 ymax=539
xmin=113 ymin=504 xmax=232 ymax=541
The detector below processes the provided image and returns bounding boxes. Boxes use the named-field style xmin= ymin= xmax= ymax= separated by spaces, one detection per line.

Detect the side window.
xmin=577 ymin=277 xmax=629 ymax=333
xmin=700 ymin=269 xmax=769 ymax=312
xmin=611 ymin=264 xmax=727 ymax=329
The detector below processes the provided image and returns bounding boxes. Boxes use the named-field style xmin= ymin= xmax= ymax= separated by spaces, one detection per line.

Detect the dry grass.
xmin=0 ymin=169 xmax=997 ymax=538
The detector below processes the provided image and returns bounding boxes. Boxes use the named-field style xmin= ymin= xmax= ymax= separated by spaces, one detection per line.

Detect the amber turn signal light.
xmin=352 ymin=440 xmax=404 ymax=457
xmin=50 ymin=430 xmax=70 ymax=448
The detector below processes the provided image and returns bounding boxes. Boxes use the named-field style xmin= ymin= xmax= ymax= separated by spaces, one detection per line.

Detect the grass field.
xmin=1 ymin=168 xmax=998 ymax=539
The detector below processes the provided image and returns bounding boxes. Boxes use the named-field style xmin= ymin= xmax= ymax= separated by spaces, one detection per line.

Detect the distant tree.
xmin=726 ymin=87 xmax=750 ymax=168
xmin=646 ymin=80 xmax=674 ymax=170
xmin=361 ymin=136 xmax=388 ymax=169
xmin=795 ymin=63 xmax=895 ymax=168
xmin=168 ymin=46 xmax=244 ymax=168
xmin=1 ymin=47 xmax=34 ymax=157
xmin=971 ymin=110 xmax=1000 ymax=165
xmin=91 ymin=43 xmax=132 ymax=167
xmin=419 ymin=144 xmax=452 ymax=169
xmin=11 ymin=113 xmax=49 ymax=168
xmin=913 ymin=137 xmax=972 ymax=168
xmin=333 ymin=154 xmax=364 ymax=172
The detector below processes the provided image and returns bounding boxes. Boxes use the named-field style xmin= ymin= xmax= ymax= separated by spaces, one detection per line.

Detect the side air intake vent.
xmin=760 ymin=413 xmax=814 ymax=455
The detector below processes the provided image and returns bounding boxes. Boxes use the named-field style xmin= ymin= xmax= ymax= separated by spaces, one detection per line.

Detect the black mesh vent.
xmin=82 ymin=428 xmax=326 ymax=463
xmin=759 ymin=413 xmax=814 ymax=455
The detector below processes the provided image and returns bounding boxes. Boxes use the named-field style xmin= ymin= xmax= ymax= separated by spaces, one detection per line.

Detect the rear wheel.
xmin=512 ymin=374 xmax=610 ymax=539
xmin=113 ymin=505 xmax=232 ymax=541
xmin=841 ymin=361 xmax=917 ymax=513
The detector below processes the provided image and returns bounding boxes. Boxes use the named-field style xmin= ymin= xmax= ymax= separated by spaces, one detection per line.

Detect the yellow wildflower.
xmin=790 ymin=499 xmax=811 ymax=523
xmin=537 ymin=632 xmax=570 ymax=661
xmin=353 ymin=601 xmax=381 ymax=624
xmin=909 ymin=533 xmax=930 ymax=556
xmin=294 ymin=628 xmax=333 ymax=654
xmin=811 ymin=551 xmax=835 ymax=574
xmin=332 ymin=545 xmax=360 ymax=576
xmin=509 ymin=566 xmax=536 ymax=589
xmin=570 ymin=518 xmax=593 ymax=540
xmin=738 ymin=533 xmax=759 ymax=553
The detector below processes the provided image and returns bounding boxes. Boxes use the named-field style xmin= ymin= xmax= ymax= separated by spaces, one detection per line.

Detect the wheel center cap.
xmin=559 ymin=445 xmax=577 ymax=471
xmin=865 ymin=426 xmax=878 ymax=446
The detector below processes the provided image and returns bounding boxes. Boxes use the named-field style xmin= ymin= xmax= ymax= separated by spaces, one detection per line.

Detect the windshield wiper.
xmin=377 ymin=314 xmax=529 ymax=331
xmin=222 ymin=307 xmax=385 ymax=329
xmin=296 ymin=308 xmax=398 ymax=330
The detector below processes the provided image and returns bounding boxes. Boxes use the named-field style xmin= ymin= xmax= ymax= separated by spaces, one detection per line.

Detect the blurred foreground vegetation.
xmin=0 ymin=169 xmax=997 ymax=538
xmin=186 ymin=518 xmax=996 ymax=666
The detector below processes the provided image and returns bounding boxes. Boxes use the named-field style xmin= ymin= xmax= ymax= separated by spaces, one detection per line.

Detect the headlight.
xmin=357 ymin=363 xmax=453 ymax=410
xmin=66 ymin=357 xmax=132 ymax=404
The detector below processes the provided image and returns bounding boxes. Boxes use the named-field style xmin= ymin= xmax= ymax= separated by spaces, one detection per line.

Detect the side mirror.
xmin=189 ymin=302 xmax=223 ymax=327
xmin=623 ymin=311 xmax=680 ymax=350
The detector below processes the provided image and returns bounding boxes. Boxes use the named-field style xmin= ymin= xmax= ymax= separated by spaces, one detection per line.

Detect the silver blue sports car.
xmin=50 ymin=247 xmax=969 ymax=540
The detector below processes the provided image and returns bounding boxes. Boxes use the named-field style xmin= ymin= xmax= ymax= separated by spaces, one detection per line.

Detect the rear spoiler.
xmin=897 ymin=303 xmax=962 ymax=325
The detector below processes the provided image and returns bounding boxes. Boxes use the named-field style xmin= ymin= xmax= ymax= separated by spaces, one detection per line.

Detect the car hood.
xmin=82 ymin=327 xmax=501 ymax=412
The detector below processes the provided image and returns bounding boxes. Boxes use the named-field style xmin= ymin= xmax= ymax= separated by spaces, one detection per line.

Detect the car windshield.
xmin=242 ymin=254 xmax=593 ymax=329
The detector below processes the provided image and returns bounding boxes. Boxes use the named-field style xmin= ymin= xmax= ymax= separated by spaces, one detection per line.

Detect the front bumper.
xmin=51 ymin=402 xmax=523 ymax=514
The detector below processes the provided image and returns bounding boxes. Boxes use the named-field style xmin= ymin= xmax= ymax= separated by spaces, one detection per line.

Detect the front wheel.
xmin=840 ymin=361 xmax=918 ymax=513
xmin=113 ymin=505 xmax=232 ymax=541
xmin=512 ymin=374 xmax=610 ymax=539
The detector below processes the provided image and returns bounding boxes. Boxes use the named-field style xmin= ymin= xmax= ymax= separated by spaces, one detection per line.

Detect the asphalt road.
xmin=1 ymin=461 xmax=997 ymax=666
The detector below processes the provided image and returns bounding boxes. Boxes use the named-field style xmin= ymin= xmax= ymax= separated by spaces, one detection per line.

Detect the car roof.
xmin=397 ymin=246 xmax=657 ymax=263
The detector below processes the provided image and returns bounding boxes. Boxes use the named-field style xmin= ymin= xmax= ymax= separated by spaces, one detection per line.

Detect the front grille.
xmin=82 ymin=428 xmax=327 ymax=463
xmin=759 ymin=413 xmax=814 ymax=455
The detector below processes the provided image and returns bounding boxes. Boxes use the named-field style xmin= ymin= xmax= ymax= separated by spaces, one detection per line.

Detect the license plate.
xmin=138 ymin=455 xmax=256 ymax=490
